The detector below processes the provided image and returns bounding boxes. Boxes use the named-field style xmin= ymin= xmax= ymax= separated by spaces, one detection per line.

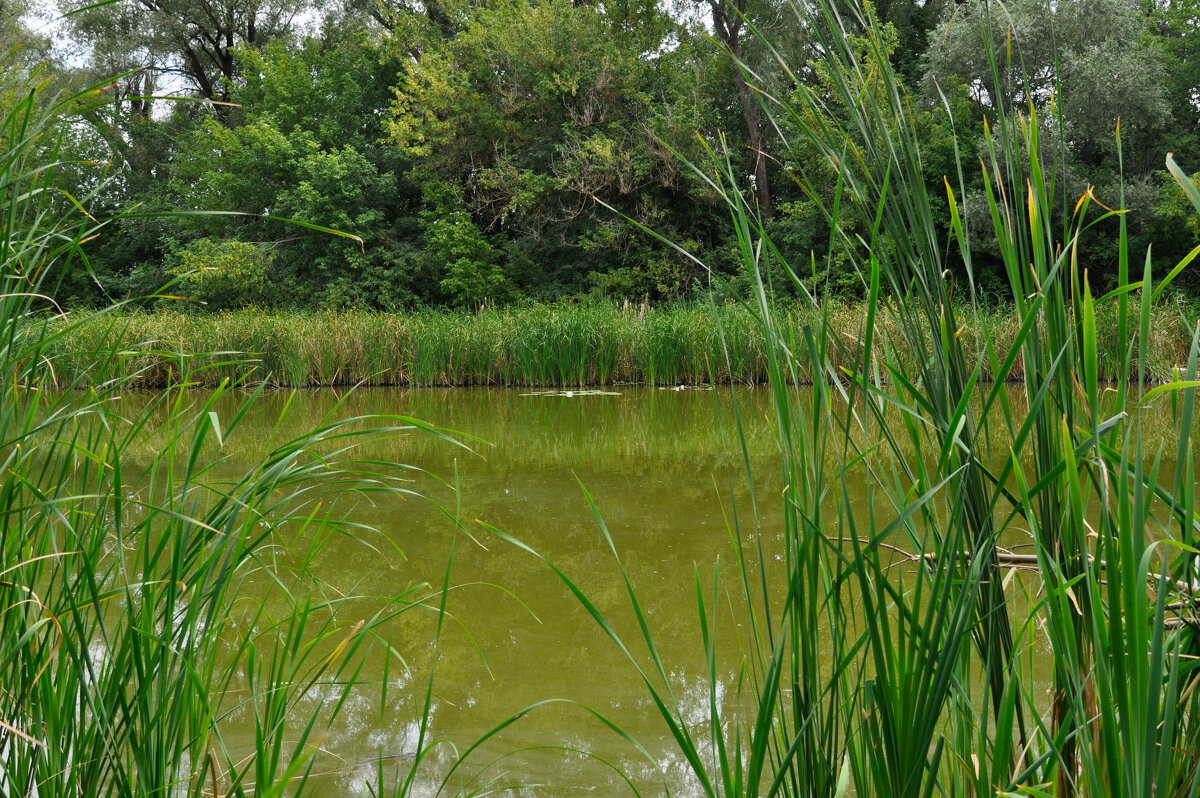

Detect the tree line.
xmin=7 ymin=0 xmax=1200 ymax=310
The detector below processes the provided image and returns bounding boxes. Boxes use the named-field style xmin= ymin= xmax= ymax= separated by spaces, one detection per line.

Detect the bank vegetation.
xmin=42 ymin=298 xmax=1200 ymax=388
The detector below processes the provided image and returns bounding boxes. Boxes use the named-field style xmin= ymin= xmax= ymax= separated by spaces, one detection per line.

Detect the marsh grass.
xmin=497 ymin=0 xmax=1200 ymax=796
xmin=42 ymin=299 xmax=1200 ymax=389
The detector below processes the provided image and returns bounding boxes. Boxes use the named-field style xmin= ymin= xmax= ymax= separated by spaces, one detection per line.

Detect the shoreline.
xmin=41 ymin=301 xmax=1200 ymax=389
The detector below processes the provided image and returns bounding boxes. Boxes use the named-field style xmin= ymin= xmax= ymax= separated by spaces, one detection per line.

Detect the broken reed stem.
xmin=837 ymin=538 xmax=1200 ymax=621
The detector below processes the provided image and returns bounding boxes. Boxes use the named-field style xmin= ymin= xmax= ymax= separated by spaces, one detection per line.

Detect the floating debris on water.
xmin=519 ymin=389 xmax=622 ymax=397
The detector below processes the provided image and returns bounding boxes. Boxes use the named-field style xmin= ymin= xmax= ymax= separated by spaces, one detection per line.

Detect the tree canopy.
xmin=21 ymin=0 xmax=1200 ymax=308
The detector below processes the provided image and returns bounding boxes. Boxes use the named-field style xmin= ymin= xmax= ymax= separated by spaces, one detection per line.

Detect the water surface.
xmin=129 ymin=384 xmax=1193 ymax=796
xmin=175 ymin=386 xmax=783 ymax=797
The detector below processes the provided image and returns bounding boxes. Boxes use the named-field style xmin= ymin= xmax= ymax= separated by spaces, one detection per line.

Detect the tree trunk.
xmin=708 ymin=0 xmax=773 ymax=220
xmin=730 ymin=61 xmax=773 ymax=220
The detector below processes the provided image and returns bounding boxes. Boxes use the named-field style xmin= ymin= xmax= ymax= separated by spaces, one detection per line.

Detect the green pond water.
xmin=148 ymin=385 xmax=787 ymax=797
xmin=120 ymin=384 xmax=1191 ymax=797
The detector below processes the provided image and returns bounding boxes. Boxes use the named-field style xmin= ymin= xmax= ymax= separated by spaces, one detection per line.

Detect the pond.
xmin=114 ymin=383 xmax=1193 ymax=797
xmin=143 ymin=385 xmax=785 ymax=797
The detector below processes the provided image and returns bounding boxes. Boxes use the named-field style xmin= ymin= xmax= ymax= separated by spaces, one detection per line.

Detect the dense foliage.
xmin=19 ymin=0 xmax=1200 ymax=308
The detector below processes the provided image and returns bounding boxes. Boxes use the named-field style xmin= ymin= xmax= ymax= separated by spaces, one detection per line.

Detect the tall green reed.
xmin=500 ymin=0 xmax=1200 ymax=795
xmin=44 ymin=301 xmax=1200 ymax=390
xmin=0 ymin=46 xmax=498 ymax=797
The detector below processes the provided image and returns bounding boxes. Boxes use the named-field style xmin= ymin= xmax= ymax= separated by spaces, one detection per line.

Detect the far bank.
xmin=42 ymin=300 xmax=1200 ymax=389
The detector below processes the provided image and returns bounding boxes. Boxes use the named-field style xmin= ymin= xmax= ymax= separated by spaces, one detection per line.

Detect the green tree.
xmin=702 ymin=0 xmax=776 ymax=219
xmin=87 ymin=25 xmax=426 ymax=309
xmin=924 ymin=0 xmax=1170 ymax=172
xmin=166 ymin=237 xmax=273 ymax=309
xmin=874 ymin=0 xmax=948 ymax=85
xmin=771 ymin=15 xmax=978 ymax=295
xmin=426 ymin=208 xmax=510 ymax=307
xmin=923 ymin=0 xmax=1173 ymax=286
xmin=53 ymin=0 xmax=315 ymax=305
xmin=0 ymin=1 xmax=51 ymax=72
xmin=388 ymin=0 xmax=727 ymax=302
xmin=1147 ymin=0 xmax=1200 ymax=167
xmin=61 ymin=0 xmax=309 ymax=112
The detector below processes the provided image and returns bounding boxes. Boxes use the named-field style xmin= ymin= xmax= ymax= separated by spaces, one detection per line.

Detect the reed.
xmin=496 ymin=0 xmax=1200 ymax=795
xmin=0 ymin=47 xmax=508 ymax=798
xmin=42 ymin=298 xmax=1200 ymax=389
